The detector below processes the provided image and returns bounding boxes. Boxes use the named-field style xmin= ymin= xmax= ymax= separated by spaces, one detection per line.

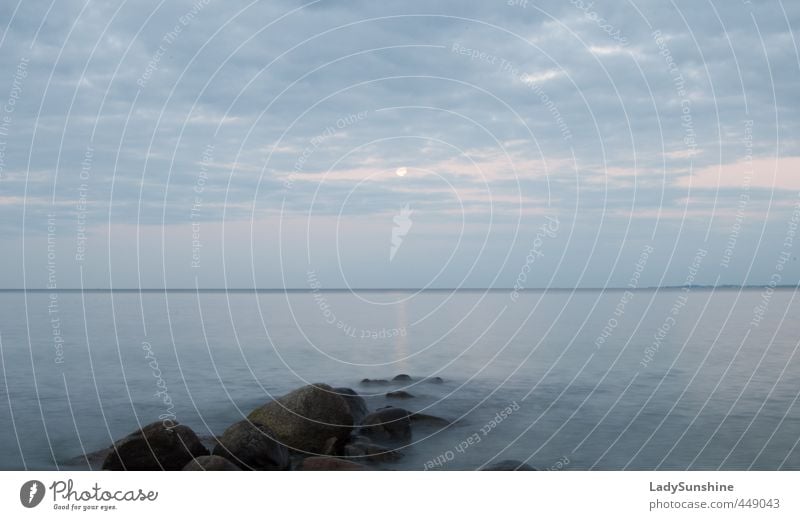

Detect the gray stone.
xmin=102 ymin=421 xmax=209 ymax=471
xmin=481 ymin=459 xmax=537 ymax=471
xmin=212 ymin=420 xmax=290 ymax=470
xmin=333 ymin=387 xmax=368 ymax=424
xmin=360 ymin=407 xmax=412 ymax=443
xmin=248 ymin=384 xmax=353 ymax=453
xmin=182 ymin=455 xmax=242 ymax=471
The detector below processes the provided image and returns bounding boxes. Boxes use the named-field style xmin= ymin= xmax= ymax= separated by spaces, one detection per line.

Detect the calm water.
xmin=0 ymin=289 xmax=798 ymax=470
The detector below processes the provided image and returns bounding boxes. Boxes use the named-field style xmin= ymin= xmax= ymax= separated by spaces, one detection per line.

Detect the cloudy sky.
xmin=0 ymin=0 xmax=798 ymax=289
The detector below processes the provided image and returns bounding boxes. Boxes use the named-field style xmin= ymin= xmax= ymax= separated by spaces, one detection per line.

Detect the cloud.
xmin=0 ymin=0 xmax=798 ymax=287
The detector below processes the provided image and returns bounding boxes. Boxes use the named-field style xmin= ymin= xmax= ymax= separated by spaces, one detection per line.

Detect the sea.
xmin=0 ymin=288 xmax=798 ymax=470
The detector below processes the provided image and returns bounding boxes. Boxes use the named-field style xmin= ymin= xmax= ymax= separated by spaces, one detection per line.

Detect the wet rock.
xmin=360 ymin=378 xmax=390 ymax=385
xmin=386 ymin=390 xmax=415 ymax=399
xmin=182 ymin=455 xmax=242 ymax=471
xmin=298 ymin=456 xmax=367 ymax=471
xmin=409 ymin=413 xmax=451 ymax=427
xmin=424 ymin=376 xmax=444 ymax=384
xmin=212 ymin=420 xmax=290 ymax=470
xmin=248 ymin=383 xmax=353 ymax=453
xmin=102 ymin=421 xmax=209 ymax=471
xmin=321 ymin=436 xmax=342 ymax=456
xmin=360 ymin=407 xmax=412 ymax=443
xmin=344 ymin=441 xmax=404 ymax=463
xmin=392 ymin=374 xmax=412 ymax=381
xmin=481 ymin=459 xmax=537 ymax=471
xmin=334 ymin=387 xmax=368 ymax=424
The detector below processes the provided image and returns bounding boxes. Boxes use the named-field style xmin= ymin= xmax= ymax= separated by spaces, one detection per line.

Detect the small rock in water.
xmin=360 ymin=378 xmax=390 ymax=385
xmin=386 ymin=390 xmax=415 ymax=399
xmin=183 ymin=455 xmax=241 ymax=471
xmin=409 ymin=413 xmax=451 ymax=427
xmin=298 ymin=456 xmax=367 ymax=471
xmin=392 ymin=374 xmax=412 ymax=381
xmin=481 ymin=459 xmax=537 ymax=471
xmin=424 ymin=376 xmax=444 ymax=384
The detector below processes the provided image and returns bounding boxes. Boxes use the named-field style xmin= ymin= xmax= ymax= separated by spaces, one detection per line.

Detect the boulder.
xmin=212 ymin=420 xmax=290 ymax=470
xmin=360 ymin=407 xmax=412 ymax=443
xmin=298 ymin=456 xmax=367 ymax=471
xmin=102 ymin=421 xmax=208 ymax=471
xmin=182 ymin=455 xmax=241 ymax=471
xmin=481 ymin=459 xmax=537 ymax=471
xmin=333 ymin=387 xmax=369 ymax=424
xmin=248 ymin=384 xmax=353 ymax=453
xmin=386 ymin=390 xmax=415 ymax=399
xmin=424 ymin=376 xmax=444 ymax=384
xmin=392 ymin=374 xmax=412 ymax=381
xmin=360 ymin=378 xmax=389 ymax=385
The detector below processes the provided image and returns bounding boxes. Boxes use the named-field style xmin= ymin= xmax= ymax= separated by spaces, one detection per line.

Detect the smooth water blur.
xmin=0 ymin=289 xmax=798 ymax=470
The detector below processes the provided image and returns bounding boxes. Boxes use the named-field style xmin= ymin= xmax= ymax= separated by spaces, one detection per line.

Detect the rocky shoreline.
xmin=74 ymin=375 xmax=535 ymax=471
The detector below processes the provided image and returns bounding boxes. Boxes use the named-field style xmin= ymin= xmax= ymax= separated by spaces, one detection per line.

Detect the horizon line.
xmin=0 ymin=284 xmax=797 ymax=292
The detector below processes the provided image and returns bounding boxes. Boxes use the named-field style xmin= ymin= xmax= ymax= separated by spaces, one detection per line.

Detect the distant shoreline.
xmin=0 ymin=285 xmax=798 ymax=293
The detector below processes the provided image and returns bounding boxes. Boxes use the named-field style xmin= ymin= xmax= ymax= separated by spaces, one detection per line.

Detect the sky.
xmin=0 ymin=0 xmax=798 ymax=289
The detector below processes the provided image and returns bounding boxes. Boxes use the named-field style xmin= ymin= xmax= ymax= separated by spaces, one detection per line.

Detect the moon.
xmin=395 ymin=167 xmax=407 ymax=177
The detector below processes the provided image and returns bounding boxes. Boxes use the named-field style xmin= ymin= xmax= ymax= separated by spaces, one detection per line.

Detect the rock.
xmin=424 ymin=376 xmax=444 ymax=384
xmin=102 ymin=421 xmax=209 ymax=471
xmin=333 ymin=387 xmax=368 ymax=424
xmin=409 ymin=413 xmax=451 ymax=427
xmin=248 ymin=383 xmax=353 ymax=453
xmin=344 ymin=442 xmax=403 ymax=463
xmin=321 ymin=437 xmax=340 ymax=456
xmin=392 ymin=374 xmax=412 ymax=381
xmin=386 ymin=390 xmax=415 ymax=399
xmin=212 ymin=420 xmax=290 ymax=470
xmin=481 ymin=459 xmax=537 ymax=471
xmin=182 ymin=455 xmax=241 ymax=471
xmin=360 ymin=378 xmax=390 ymax=385
xmin=298 ymin=456 xmax=367 ymax=471
xmin=360 ymin=407 xmax=412 ymax=443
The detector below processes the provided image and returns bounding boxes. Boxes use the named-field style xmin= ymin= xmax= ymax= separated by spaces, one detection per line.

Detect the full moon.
xmin=395 ymin=167 xmax=407 ymax=177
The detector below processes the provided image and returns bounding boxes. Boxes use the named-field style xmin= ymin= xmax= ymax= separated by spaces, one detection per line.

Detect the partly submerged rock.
xmin=248 ymin=383 xmax=353 ymax=453
xmin=360 ymin=378 xmax=390 ymax=385
xmin=102 ymin=421 xmax=209 ymax=471
xmin=182 ymin=455 xmax=242 ymax=471
xmin=392 ymin=374 xmax=412 ymax=381
xmin=333 ymin=387 xmax=369 ymax=425
xmin=386 ymin=390 xmax=415 ymax=399
xmin=481 ymin=459 xmax=537 ymax=471
xmin=360 ymin=407 xmax=412 ymax=443
xmin=298 ymin=456 xmax=367 ymax=471
xmin=212 ymin=420 xmax=290 ymax=470
xmin=344 ymin=441 xmax=404 ymax=463
xmin=409 ymin=412 xmax=451 ymax=427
